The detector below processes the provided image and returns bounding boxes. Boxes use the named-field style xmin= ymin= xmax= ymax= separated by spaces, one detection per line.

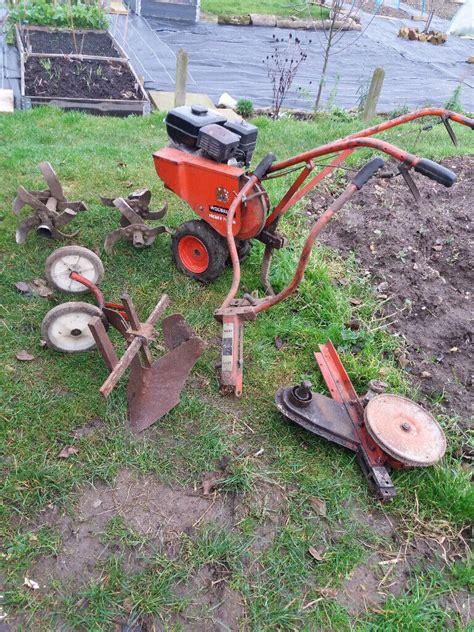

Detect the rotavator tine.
xmin=143 ymin=202 xmax=168 ymax=221
xmin=39 ymin=162 xmax=65 ymax=202
xmin=15 ymin=186 xmax=51 ymax=215
xmin=113 ymin=197 xmax=144 ymax=225
xmin=16 ymin=216 xmax=40 ymax=244
xmin=104 ymin=227 xmax=126 ymax=254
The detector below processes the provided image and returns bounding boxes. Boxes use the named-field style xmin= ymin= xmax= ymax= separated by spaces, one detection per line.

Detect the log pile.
xmin=398 ymin=26 xmax=448 ymax=45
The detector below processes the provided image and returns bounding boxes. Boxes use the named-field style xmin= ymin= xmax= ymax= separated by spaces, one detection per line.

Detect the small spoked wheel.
xmin=172 ymin=219 xmax=228 ymax=283
xmin=41 ymin=302 xmax=105 ymax=353
xmin=45 ymin=246 xmax=104 ymax=294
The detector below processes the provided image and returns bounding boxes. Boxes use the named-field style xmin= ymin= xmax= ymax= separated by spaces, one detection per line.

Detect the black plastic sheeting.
xmin=113 ymin=4 xmax=473 ymax=112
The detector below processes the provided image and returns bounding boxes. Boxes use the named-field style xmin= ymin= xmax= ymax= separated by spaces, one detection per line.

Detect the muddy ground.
xmin=24 ymin=57 xmax=141 ymax=100
xmin=318 ymin=155 xmax=473 ymax=425
xmin=17 ymin=462 xmax=470 ymax=630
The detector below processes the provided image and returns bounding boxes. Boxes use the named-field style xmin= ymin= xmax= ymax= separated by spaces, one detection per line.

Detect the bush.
xmin=8 ymin=0 xmax=108 ymax=30
xmin=236 ymin=98 xmax=254 ymax=118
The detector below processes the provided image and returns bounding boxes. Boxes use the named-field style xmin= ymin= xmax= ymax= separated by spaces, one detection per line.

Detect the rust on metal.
xmin=13 ymin=162 xmax=87 ymax=243
xmin=102 ymin=189 xmax=169 ymax=254
xmin=364 ymin=394 xmax=447 ymax=467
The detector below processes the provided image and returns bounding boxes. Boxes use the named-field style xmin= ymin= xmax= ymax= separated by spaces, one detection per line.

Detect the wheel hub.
xmin=364 ymin=394 xmax=447 ymax=467
xmin=178 ymin=235 xmax=209 ymax=274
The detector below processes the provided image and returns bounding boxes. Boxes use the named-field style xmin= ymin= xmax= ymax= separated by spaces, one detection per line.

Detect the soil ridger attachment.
xmin=152 ymin=107 xmax=474 ymax=396
xmin=276 ymin=341 xmax=447 ymax=501
xmin=13 ymin=162 xmax=87 ymax=244
xmin=42 ymin=246 xmax=205 ymax=432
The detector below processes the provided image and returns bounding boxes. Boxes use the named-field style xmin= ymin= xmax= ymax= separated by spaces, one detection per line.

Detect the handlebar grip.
xmin=351 ymin=157 xmax=385 ymax=190
xmin=253 ymin=152 xmax=276 ymax=180
xmin=414 ymin=159 xmax=456 ymax=188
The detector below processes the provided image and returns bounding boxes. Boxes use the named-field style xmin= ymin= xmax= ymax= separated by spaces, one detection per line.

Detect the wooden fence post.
xmin=174 ymin=49 xmax=188 ymax=108
xmin=363 ymin=67 xmax=385 ymax=123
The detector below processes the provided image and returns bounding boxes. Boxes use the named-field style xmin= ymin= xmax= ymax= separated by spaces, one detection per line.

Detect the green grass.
xmin=0 ymin=107 xmax=473 ymax=630
xmin=201 ymin=0 xmax=330 ymax=18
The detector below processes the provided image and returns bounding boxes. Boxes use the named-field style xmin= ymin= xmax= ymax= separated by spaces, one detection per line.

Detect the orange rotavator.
xmin=153 ymin=106 xmax=474 ymax=396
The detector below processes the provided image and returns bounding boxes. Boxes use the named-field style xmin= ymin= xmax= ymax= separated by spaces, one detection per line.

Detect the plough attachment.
xmin=101 ymin=189 xmax=169 ymax=254
xmin=13 ymin=162 xmax=87 ymax=244
xmin=89 ymin=293 xmax=205 ymax=432
xmin=41 ymin=246 xmax=204 ymax=432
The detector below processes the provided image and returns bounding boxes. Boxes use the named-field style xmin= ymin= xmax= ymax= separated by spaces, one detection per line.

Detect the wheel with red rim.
xmin=172 ymin=219 xmax=228 ymax=283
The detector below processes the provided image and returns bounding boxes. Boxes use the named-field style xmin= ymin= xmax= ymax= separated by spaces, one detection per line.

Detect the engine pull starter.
xmin=275 ymin=341 xmax=447 ymax=501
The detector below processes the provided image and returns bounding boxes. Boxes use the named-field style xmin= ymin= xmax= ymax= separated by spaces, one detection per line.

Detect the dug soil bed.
xmin=26 ymin=30 xmax=121 ymax=57
xmin=317 ymin=155 xmax=473 ymax=424
xmin=25 ymin=57 xmax=140 ymax=100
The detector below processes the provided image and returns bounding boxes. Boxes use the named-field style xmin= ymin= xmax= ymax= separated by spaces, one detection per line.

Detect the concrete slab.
xmin=210 ymin=107 xmax=243 ymax=121
xmin=0 ymin=89 xmax=14 ymax=113
xmin=109 ymin=1 xmax=129 ymax=15
xmin=149 ymin=90 xmax=215 ymax=110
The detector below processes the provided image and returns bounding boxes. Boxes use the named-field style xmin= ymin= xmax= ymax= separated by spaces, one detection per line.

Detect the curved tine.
xmin=113 ymin=197 xmax=143 ymax=225
xmin=100 ymin=196 xmax=116 ymax=207
xmin=55 ymin=208 xmax=77 ymax=227
xmin=144 ymin=225 xmax=170 ymax=238
xmin=142 ymin=201 xmax=168 ymax=221
xmin=51 ymin=226 xmax=80 ymax=240
xmin=39 ymin=162 xmax=65 ymax=202
xmin=104 ymin=227 xmax=127 ymax=254
xmin=15 ymin=185 xmax=51 ymax=214
xmin=15 ymin=216 xmax=40 ymax=244
xmin=58 ymin=200 xmax=88 ymax=213
xmin=12 ymin=195 xmax=26 ymax=215
xmin=129 ymin=188 xmax=151 ymax=209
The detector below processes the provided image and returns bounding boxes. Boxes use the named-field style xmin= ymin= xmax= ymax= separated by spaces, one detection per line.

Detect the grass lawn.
xmin=1 ymin=107 xmax=473 ymax=630
xmin=201 ymin=0 xmax=330 ymax=18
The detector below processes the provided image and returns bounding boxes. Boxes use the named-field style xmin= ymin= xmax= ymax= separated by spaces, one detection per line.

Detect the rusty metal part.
xmin=128 ymin=333 xmax=205 ymax=433
xmin=85 ymin=290 xmax=205 ymax=432
xmin=103 ymin=196 xmax=169 ymax=254
xmin=276 ymin=341 xmax=447 ymax=500
xmin=314 ymin=341 xmax=396 ymax=501
xmin=364 ymin=394 xmax=447 ymax=467
xmin=13 ymin=162 xmax=87 ymax=244
xmin=100 ymin=188 xmax=168 ymax=221
xmin=398 ymin=163 xmax=422 ymax=204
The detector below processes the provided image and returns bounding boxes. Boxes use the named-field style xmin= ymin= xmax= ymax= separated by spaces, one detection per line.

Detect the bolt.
xmin=401 ymin=422 xmax=411 ymax=432
xmin=292 ymin=380 xmax=313 ymax=405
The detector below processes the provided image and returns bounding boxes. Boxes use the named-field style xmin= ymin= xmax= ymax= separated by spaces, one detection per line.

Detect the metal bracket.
xmin=398 ymin=164 xmax=421 ymax=205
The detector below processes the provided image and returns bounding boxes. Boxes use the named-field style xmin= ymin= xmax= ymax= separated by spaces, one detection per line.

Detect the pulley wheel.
xmin=364 ymin=394 xmax=446 ymax=467
xmin=45 ymin=246 xmax=104 ymax=293
xmin=41 ymin=302 xmax=104 ymax=352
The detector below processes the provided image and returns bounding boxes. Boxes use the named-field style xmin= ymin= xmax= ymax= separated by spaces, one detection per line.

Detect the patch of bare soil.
xmin=32 ymin=469 xmax=236 ymax=592
xmin=336 ymin=502 xmax=471 ymax=621
xmin=27 ymin=30 xmax=120 ymax=57
xmin=318 ymin=156 xmax=473 ymax=424
xmin=25 ymin=57 xmax=141 ymax=100
xmin=173 ymin=565 xmax=244 ymax=631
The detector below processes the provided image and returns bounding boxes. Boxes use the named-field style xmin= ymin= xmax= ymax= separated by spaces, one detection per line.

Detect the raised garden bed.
xmin=16 ymin=26 xmax=150 ymax=116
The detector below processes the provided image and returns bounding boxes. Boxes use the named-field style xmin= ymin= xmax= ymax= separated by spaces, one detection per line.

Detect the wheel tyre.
xmin=172 ymin=219 xmax=228 ymax=283
xmin=237 ymin=239 xmax=252 ymax=263
xmin=45 ymin=246 xmax=104 ymax=294
xmin=41 ymin=302 xmax=105 ymax=353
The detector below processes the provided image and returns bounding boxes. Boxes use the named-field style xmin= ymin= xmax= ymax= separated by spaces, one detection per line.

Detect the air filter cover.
xmin=364 ymin=394 xmax=446 ymax=467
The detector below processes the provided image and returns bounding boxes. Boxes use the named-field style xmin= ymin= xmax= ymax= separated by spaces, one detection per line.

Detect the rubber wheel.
xmin=237 ymin=239 xmax=252 ymax=263
xmin=45 ymin=246 xmax=104 ymax=294
xmin=41 ymin=302 xmax=104 ymax=352
xmin=172 ymin=219 xmax=228 ymax=283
